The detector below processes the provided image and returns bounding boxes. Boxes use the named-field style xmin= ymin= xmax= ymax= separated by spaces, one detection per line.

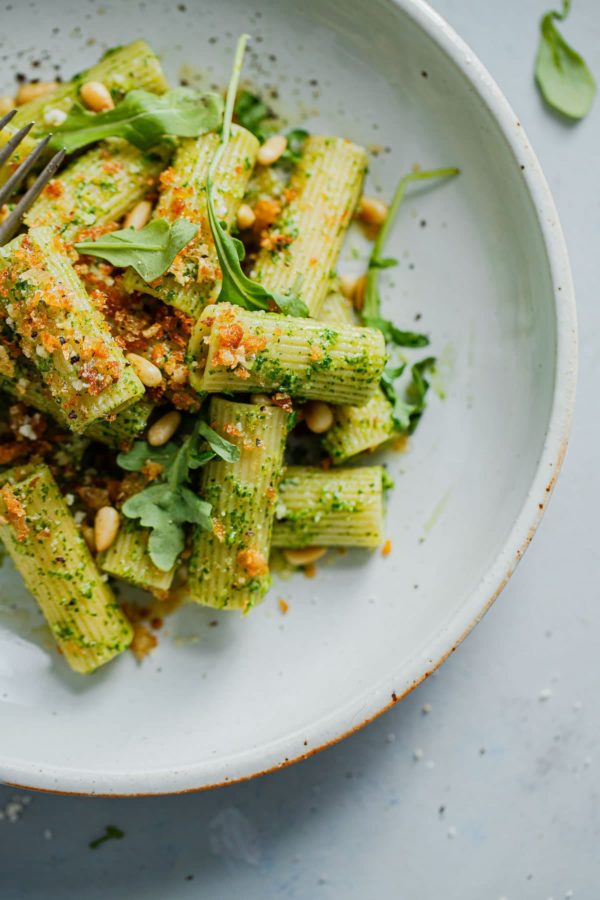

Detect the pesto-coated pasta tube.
xmin=188 ymin=303 xmax=386 ymax=406
xmin=0 ymin=350 xmax=153 ymax=447
xmin=251 ymin=136 xmax=368 ymax=316
xmin=318 ymin=292 xmax=395 ymax=463
xmin=99 ymin=518 xmax=174 ymax=595
xmin=0 ymin=227 xmax=145 ymax=431
xmin=124 ymin=125 xmax=259 ymax=316
xmin=187 ymin=397 xmax=288 ymax=610
xmin=25 ymin=140 xmax=170 ymax=243
xmin=272 ymin=465 xmax=385 ymax=549
xmin=0 ymin=465 xmax=133 ymax=673
xmin=1 ymin=41 xmax=169 ymax=184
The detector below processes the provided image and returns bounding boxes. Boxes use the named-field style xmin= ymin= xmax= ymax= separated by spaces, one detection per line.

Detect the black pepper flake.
xmin=208 ymin=36 xmax=218 ymax=44
xmin=68 ymin=411 xmax=77 ymax=420
xmin=209 ymin=620 xmax=218 ymax=627
xmin=309 ymin=78 xmax=318 ymax=86
xmin=421 ymin=70 xmax=428 ymax=78
xmin=414 ymin=313 xmax=422 ymax=321
xmin=15 ymin=72 xmax=27 ymax=83
xmin=59 ymin=336 xmax=66 ymax=345
xmin=177 ymin=2 xmax=186 ymax=9
xmin=420 ymin=219 xmax=427 ymax=228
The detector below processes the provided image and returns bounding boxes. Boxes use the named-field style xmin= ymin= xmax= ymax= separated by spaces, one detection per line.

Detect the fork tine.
xmin=0 ymin=121 xmax=34 ymax=170
xmin=0 ymin=148 xmax=65 ymax=245
xmin=0 ymin=134 xmax=52 ymax=207
xmin=0 ymin=109 xmax=17 ymax=130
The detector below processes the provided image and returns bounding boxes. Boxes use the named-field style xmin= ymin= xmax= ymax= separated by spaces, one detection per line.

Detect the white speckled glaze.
xmin=0 ymin=0 xmax=576 ymax=795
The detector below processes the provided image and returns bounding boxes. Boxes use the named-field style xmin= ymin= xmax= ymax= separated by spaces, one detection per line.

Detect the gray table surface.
xmin=2 ymin=1 xmax=598 ymax=897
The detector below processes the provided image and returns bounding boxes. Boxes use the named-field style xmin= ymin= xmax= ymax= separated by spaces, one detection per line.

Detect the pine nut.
xmin=80 ymin=81 xmax=114 ymax=112
xmin=250 ymin=393 xmax=272 ymax=406
xmin=353 ymin=273 xmax=367 ymax=312
xmin=0 ymin=96 xmax=14 ymax=116
xmin=94 ymin=506 xmax=120 ymax=553
xmin=15 ymin=81 xmax=58 ymax=106
xmin=257 ymin=134 xmax=287 ymax=166
xmin=147 ymin=410 xmax=181 ymax=447
xmin=304 ymin=400 xmax=334 ymax=434
xmin=236 ymin=203 xmax=256 ymax=230
xmin=81 ymin=524 xmax=96 ymax=553
xmin=126 ymin=352 xmax=163 ymax=388
xmin=358 ymin=195 xmax=388 ymax=228
xmin=124 ymin=200 xmax=152 ymax=231
xmin=339 ymin=274 xmax=358 ymax=300
xmin=284 ymin=547 xmax=327 ymax=567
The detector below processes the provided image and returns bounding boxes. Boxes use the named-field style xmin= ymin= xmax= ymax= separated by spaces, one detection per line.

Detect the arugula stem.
xmin=76 ymin=242 xmax=164 ymax=251
xmin=363 ymin=166 xmax=460 ymax=321
xmin=208 ymin=33 xmax=250 ymax=184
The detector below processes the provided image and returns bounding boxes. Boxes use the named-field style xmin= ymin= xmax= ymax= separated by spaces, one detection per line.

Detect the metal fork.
xmin=0 ymin=109 xmax=65 ymax=246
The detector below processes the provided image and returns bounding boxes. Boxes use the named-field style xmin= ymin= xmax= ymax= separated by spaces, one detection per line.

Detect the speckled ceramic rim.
xmin=3 ymin=0 xmax=577 ymax=796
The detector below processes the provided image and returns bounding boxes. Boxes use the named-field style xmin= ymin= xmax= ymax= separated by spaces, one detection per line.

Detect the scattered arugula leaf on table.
xmin=206 ymin=34 xmax=309 ymax=318
xmin=49 ymin=87 xmax=224 ymax=154
xmin=74 ymin=218 xmax=198 ymax=281
xmin=535 ymin=0 xmax=596 ymax=120
xmin=118 ymin=418 xmax=240 ymax=571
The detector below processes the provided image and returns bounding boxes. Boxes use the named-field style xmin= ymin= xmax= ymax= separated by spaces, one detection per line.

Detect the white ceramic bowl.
xmin=0 ymin=0 xmax=576 ymax=795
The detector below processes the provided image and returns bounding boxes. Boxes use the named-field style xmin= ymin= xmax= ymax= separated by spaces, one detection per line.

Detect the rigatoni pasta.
xmin=251 ymin=136 xmax=368 ymax=316
xmin=272 ymin=466 xmax=385 ymax=548
xmin=124 ymin=125 xmax=259 ymax=316
xmin=318 ymin=292 xmax=396 ymax=463
xmin=188 ymin=303 xmax=386 ymax=405
xmin=187 ymin=397 xmax=288 ymax=610
xmin=0 ymin=226 xmax=144 ymax=430
xmin=0 ymin=465 xmax=133 ymax=673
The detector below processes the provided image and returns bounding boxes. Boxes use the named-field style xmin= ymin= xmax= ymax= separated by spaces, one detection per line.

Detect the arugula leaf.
xmin=49 ymin=88 xmax=224 ymax=154
xmin=535 ymin=0 xmax=596 ymax=120
xmin=234 ymin=90 xmax=272 ymax=140
xmin=380 ymin=357 xmax=436 ymax=434
xmin=368 ymin=257 xmax=398 ymax=270
xmin=75 ymin=219 xmax=198 ymax=282
xmin=278 ymin=128 xmax=309 ymax=166
xmin=89 ymin=826 xmax=124 ymax=850
xmin=363 ymin=316 xmax=429 ymax=348
xmin=116 ymin=440 xmax=178 ymax=472
xmin=205 ymin=35 xmax=309 ymax=318
xmin=119 ymin=418 xmax=239 ymax=570
xmin=361 ymin=167 xmax=459 ymax=348
xmin=197 ymin=420 xmax=241 ymax=463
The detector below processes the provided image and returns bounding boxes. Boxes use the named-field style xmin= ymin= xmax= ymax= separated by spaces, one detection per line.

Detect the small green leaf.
xmin=535 ymin=0 xmax=596 ymax=120
xmin=381 ymin=357 xmax=436 ymax=434
xmin=363 ymin=315 xmax=429 ymax=348
xmin=205 ymin=35 xmax=309 ymax=318
xmin=147 ymin=518 xmax=185 ymax=571
xmin=234 ymin=90 xmax=272 ymax=141
xmin=368 ymin=257 xmax=398 ymax=270
xmin=49 ymin=88 xmax=224 ymax=153
xmin=116 ymin=440 xmax=177 ymax=472
xmin=197 ymin=420 xmax=241 ymax=463
xmin=278 ymin=128 xmax=309 ymax=166
xmin=75 ymin=218 xmax=198 ymax=282
xmin=89 ymin=826 xmax=124 ymax=850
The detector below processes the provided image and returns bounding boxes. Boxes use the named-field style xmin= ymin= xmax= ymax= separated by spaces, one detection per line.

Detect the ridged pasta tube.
xmin=124 ymin=125 xmax=259 ymax=316
xmin=25 ymin=140 xmax=169 ymax=243
xmin=1 ymin=41 xmax=169 ymax=184
xmin=272 ymin=465 xmax=385 ymax=548
xmin=318 ymin=293 xmax=395 ymax=463
xmin=0 ymin=465 xmax=133 ymax=673
xmin=188 ymin=303 xmax=386 ymax=406
xmin=99 ymin=518 xmax=174 ymax=594
xmin=0 ymin=226 xmax=144 ymax=431
xmin=187 ymin=397 xmax=288 ymax=610
xmin=251 ymin=136 xmax=368 ymax=316
xmin=0 ymin=351 xmax=153 ymax=447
